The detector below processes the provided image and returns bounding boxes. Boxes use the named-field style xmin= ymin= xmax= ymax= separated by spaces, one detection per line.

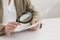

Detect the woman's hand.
xmin=4 ymin=22 xmax=20 ymax=36
xmin=31 ymin=21 xmax=41 ymax=31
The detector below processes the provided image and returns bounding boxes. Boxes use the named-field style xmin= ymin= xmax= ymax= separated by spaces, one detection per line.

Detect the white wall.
xmin=44 ymin=2 xmax=60 ymax=19
xmin=31 ymin=0 xmax=60 ymax=19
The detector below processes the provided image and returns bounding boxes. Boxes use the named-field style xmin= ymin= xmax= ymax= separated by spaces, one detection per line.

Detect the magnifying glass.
xmin=16 ymin=12 xmax=42 ymax=31
xmin=16 ymin=12 xmax=33 ymax=24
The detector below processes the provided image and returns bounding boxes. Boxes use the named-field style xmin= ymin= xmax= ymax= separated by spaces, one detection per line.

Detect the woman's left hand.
xmin=31 ymin=21 xmax=41 ymax=31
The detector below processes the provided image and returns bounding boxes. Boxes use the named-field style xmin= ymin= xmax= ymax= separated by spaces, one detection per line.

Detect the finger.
xmin=10 ymin=22 xmax=19 ymax=25
xmin=31 ymin=23 xmax=40 ymax=30
xmin=6 ymin=26 xmax=15 ymax=30
xmin=6 ymin=32 xmax=11 ymax=36
xmin=5 ymin=25 xmax=16 ymax=34
xmin=8 ymin=29 xmax=14 ymax=32
xmin=31 ymin=27 xmax=35 ymax=30
xmin=35 ymin=21 xmax=38 ymax=23
xmin=6 ymin=30 xmax=14 ymax=36
xmin=31 ymin=25 xmax=37 ymax=30
xmin=31 ymin=27 xmax=37 ymax=31
xmin=5 ymin=28 xmax=14 ymax=36
xmin=36 ymin=24 xmax=40 ymax=29
xmin=32 ymin=21 xmax=35 ymax=24
xmin=36 ymin=24 xmax=42 ymax=29
xmin=32 ymin=21 xmax=38 ymax=25
xmin=8 ymin=22 xmax=20 ymax=25
xmin=5 ymin=27 xmax=11 ymax=36
xmin=7 ymin=24 xmax=17 ymax=28
xmin=5 ymin=26 xmax=14 ymax=36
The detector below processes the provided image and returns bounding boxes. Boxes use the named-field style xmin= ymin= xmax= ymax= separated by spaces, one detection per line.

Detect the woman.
xmin=0 ymin=0 xmax=41 ymax=36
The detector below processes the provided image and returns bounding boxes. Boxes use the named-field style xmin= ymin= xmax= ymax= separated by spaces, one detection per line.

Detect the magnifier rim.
xmin=16 ymin=12 xmax=33 ymax=24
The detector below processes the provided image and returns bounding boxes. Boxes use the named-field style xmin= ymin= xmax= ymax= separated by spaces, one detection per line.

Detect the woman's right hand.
xmin=4 ymin=22 xmax=20 ymax=36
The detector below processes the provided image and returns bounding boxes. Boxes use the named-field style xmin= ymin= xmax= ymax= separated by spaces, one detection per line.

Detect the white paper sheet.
xmin=14 ymin=21 xmax=40 ymax=32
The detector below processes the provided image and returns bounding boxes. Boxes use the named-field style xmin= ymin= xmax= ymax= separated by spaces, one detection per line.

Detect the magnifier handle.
xmin=16 ymin=18 xmax=20 ymax=23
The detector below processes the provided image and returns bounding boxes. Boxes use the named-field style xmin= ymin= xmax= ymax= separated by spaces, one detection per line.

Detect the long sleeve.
xmin=0 ymin=24 xmax=5 ymax=36
xmin=26 ymin=0 xmax=40 ymax=23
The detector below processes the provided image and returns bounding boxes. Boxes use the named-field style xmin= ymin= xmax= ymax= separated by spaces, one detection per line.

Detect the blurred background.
xmin=31 ymin=0 xmax=60 ymax=19
xmin=0 ymin=0 xmax=60 ymax=40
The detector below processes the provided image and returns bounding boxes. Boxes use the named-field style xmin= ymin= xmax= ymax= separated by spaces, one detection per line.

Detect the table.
xmin=0 ymin=18 xmax=60 ymax=40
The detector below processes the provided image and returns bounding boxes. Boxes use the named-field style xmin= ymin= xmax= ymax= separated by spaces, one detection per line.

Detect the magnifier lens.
xmin=17 ymin=12 xmax=33 ymax=23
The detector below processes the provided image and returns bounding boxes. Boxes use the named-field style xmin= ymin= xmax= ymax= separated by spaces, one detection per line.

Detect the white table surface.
xmin=0 ymin=18 xmax=60 ymax=40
